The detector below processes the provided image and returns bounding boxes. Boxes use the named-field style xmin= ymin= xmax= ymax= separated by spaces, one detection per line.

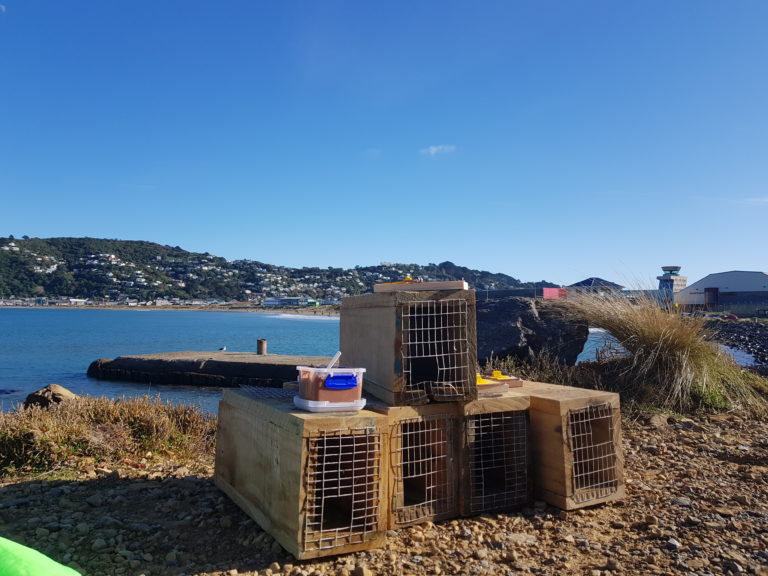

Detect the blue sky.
xmin=1 ymin=1 xmax=766 ymax=287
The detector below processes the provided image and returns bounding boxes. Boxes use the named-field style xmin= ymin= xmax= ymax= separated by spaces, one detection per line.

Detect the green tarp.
xmin=0 ymin=537 xmax=80 ymax=576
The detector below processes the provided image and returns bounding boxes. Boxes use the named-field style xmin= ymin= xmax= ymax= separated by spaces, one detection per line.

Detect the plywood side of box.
xmin=527 ymin=407 xmax=571 ymax=500
xmin=214 ymin=394 xmax=305 ymax=558
xmin=340 ymin=299 xmax=400 ymax=404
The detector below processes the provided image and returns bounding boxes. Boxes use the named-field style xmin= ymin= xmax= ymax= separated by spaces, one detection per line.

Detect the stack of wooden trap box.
xmin=214 ymin=284 xmax=625 ymax=559
xmin=215 ymin=388 xmax=389 ymax=560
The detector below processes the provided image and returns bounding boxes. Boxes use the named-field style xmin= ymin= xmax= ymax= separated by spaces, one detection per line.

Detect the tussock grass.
xmin=564 ymin=293 xmax=768 ymax=416
xmin=0 ymin=395 xmax=217 ymax=476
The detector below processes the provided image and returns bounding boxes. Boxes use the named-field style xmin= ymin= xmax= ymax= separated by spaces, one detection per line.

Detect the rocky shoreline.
xmin=707 ymin=320 xmax=768 ymax=367
xmin=1 ymin=413 xmax=767 ymax=576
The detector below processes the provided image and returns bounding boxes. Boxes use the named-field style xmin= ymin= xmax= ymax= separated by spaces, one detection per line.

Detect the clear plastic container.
xmin=293 ymin=396 xmax=367 ymax=413
xmin=296 ymin=366 xmax=366 ymax=403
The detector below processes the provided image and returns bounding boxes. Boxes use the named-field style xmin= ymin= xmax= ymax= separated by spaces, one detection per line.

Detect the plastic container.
xmin=297 ymin=366 xmax=366 ymax=403
xmin=293 ymin=396 xmax=367 ymax=413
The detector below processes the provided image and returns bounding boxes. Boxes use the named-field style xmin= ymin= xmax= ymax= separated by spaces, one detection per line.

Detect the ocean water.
xmin=2 ymin=310 xmax=753 ymax=415
xmin=0 ymin=308 xmax=339 ymax=413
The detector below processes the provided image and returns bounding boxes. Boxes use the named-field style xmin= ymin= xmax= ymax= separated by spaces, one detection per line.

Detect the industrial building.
xmin=675 ymin=270 xmax=768 ymax=316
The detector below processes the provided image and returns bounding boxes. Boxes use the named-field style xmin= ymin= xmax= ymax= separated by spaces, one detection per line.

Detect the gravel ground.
xmin=1 ymin=413 xmax=767 ymax=576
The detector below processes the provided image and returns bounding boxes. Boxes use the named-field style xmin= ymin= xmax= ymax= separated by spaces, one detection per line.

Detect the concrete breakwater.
xmin=87 ymin=351 xmax=333 ymax=388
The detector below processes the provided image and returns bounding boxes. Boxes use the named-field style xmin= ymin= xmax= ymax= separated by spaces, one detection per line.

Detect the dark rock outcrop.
xmin=24 ymin=384 xmax=79 ymax=409
xmin=476 ymin=297 xmax=588 ymax=366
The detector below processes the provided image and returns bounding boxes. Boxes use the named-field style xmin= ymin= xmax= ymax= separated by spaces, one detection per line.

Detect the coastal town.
xmin=0 ymin=237 xmax=541 ymax=307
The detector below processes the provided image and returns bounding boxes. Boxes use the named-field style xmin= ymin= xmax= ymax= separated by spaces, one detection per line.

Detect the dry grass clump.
xmin=565 ymin=293 xmax=768 ymax=416
xmin=0 ymin=395 xmax=217 ymax=476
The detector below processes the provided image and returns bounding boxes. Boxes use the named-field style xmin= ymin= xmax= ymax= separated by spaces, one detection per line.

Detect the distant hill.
xmin=0 ymin=236 xmax=556 ymax=301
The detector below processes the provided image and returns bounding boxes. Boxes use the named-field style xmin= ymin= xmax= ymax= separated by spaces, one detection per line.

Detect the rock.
xmin=671 ymin=497 xmax=692 ymax=507
xmin=666 ymin=538 xmax=682 ymax=551
xmin=85 ymin=494 xmax=104 ymax=507
xmin=91 ymin=538 xmax=108 ymax=551
xmin=23 ymin=384 xmax=78 ymax=408
xmin=475 ymin=297 xmax=588 ymax=365
xmin=648 ymin=414 xmax=670 ymax=429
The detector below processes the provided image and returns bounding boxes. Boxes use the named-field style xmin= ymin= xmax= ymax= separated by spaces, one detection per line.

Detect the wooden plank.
xmin=374 ymin=280 xmax=469 ymax=293
xmin=461 ymin=393 xmax=530 ymax=416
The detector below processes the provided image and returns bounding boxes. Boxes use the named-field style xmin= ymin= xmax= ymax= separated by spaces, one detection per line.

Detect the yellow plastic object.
xmin=475 ymin=373 xmax=491 ymax=385
xmin=491 ymin=370 xmax=505 ymax=379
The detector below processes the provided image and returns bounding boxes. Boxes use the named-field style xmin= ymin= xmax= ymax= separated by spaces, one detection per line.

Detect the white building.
xmin=675 ymin=271 xmax=768 ymax=314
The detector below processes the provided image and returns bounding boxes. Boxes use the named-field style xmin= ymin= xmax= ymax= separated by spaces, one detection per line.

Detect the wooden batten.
xmin=340 ymin=290 xmax=478 ymax=406
xmin=214 ymin=389 xmax=389 ymax=559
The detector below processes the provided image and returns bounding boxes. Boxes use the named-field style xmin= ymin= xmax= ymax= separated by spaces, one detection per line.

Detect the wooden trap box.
xmin=367 ymin=401 xmax=462 ymax=528
xmin=506 ymin=381 xmax=625 ymax=510
xmin=340 ymin=290 xmax=478 ymax=406
xmin=214 ymin=389 xmax=389 ymax=559
xmin=460 ymin=394 xmax=532 ymax=516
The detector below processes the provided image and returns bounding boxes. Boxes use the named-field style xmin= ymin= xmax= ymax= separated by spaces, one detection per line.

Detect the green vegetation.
xmin=0 ymin=396 xmax=217 ymax=478
xmin=0 ymin=236 xmax=545 ymax=301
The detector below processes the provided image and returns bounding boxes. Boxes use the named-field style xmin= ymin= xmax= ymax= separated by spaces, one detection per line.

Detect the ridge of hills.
xmin=0 ymin=236 xmax=555 ymax=302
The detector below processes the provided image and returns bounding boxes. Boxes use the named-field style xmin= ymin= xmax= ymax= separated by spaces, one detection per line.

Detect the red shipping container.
xmin=543 ymin=288 xmax=567 ymax=300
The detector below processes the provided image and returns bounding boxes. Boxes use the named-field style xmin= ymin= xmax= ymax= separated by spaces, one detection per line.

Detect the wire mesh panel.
xmin=465 ymin=410 xmax=530 ymax=514
xmin=304 ymin=429 xmax=383 ymax=552
xmin=400 ymin=299 xmax=473 ymax=401
xmin=391 ymin=414 xmax=457 ymax=526
xmin=567 ymin=403 xmax=619 ymax=504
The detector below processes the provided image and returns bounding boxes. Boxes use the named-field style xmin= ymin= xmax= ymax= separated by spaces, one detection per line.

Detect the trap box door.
xmin=517 ymin=381 xmax=625 ymax=510
xmin=367 ymin=401 xmax=462 ymax=528
xmin=340 ymin=290 xmax=478 ymax=406
xmin=214 ymin=389 xmax=390 ymax=560
xmin=460 ymin=394 xmax=533 ymax=516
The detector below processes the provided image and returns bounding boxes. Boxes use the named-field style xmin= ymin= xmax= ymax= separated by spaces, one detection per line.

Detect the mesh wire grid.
xmin=466 ymin=410 xmax=530 ymax=513
xmin=400 ymin=299 xmax=473 ymax=401
xmin=567 ymin=403 xmax=619 ymax=504
xmin=391 ymin=414 xmax=457 ymax=525
xmin=304 ymin=429 xmax=382 ymax=551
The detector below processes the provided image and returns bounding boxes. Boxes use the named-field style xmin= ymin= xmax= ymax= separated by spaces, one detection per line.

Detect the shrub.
xmin=0 ymin=395 xmax=217 ymax=476
xmin=563 ymin=293 xmax=768 ymax=416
